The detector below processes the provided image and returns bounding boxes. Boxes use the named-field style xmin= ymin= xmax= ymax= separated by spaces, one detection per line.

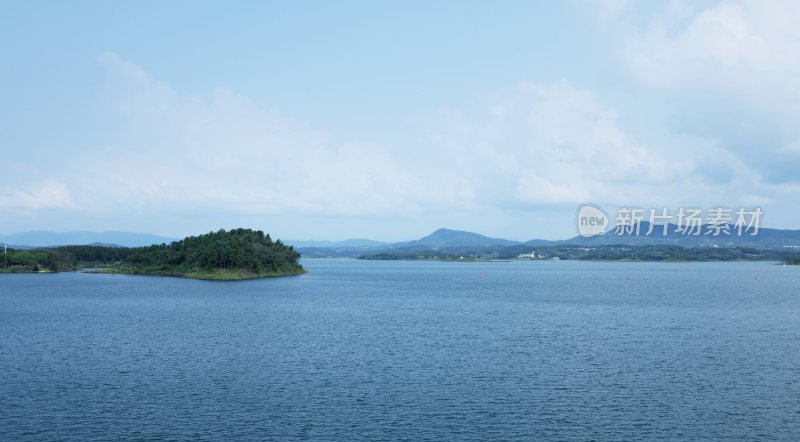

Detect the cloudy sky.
xmin=2 ymin=0 xmax=799 ymax=241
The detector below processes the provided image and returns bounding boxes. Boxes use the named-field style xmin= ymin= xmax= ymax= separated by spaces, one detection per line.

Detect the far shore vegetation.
xmin=1 ymin=228 xmax=303 ymax=280
xmin=358 ymin=244 xmax=800 ymax=263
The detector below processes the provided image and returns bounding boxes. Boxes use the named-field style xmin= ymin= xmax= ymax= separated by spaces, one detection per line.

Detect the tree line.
xmin=1 ymin=228 xmax=303 ymax=276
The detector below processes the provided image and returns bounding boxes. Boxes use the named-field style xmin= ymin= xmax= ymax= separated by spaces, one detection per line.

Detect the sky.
xmin=1 ymin=0 xmax=799 ymax=241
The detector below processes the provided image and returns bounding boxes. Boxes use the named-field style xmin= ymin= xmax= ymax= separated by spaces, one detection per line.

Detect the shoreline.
xmin=90 ymin=267 xmax=307 ymax=281
xmin=1 ymin=268 xmax=306 ymax=280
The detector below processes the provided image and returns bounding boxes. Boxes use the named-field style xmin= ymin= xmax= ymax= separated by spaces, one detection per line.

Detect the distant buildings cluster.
xmin=515 ymin=251 xmax=560 ymax=260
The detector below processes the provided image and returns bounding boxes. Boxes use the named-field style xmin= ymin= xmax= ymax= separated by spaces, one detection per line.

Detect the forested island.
xmin=0 ymin=228 xmax=303 ymax=280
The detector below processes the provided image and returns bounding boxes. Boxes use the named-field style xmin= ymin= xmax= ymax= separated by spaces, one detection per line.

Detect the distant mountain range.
xmin=293 ymin=225 xmax=800 ymax=258
xmin=5 ymin=225 xmax=800 ymax=257
xmin=295 ymin=228 xmax=522 ymax=258
xmin=0 ymin=231 xmax=176 ymax=248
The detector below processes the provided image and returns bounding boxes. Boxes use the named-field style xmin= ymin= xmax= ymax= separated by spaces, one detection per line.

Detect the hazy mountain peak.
xmin=0 ymin=231 xmax=177 ymax=248
xmin=416 ymin=228 xmax=520 ymax=248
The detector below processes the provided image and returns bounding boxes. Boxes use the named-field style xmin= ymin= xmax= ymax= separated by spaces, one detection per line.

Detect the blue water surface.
xmin=1 ymin=259 xmax=799 ymax=440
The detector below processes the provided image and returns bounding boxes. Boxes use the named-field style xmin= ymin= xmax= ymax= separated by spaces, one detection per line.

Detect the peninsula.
xmin=0 ymin=228 xmax=304 ymax=280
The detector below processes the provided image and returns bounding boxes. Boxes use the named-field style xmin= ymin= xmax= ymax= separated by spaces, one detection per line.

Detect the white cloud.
xmin=83 ymin=53 xmax=478 ymax=216
xmin=82 ymin=54 xmax=753 ymax=219
xmin=623 ymin=0 xmax=800 ymax=112
xmin=589 ymin=0 xmax=800 ymax=213
xmin=0 ymin=180 xmax=76 ymax=210
xmin=590 ymin=0 xmax=634 ymax=22
xmin=414 ymin=80 xmax=698 ymax=207
xmin=20 ymin=51 xmax=788 ymax=234
xmin=94 ymin=53 xmax=694 ymax=217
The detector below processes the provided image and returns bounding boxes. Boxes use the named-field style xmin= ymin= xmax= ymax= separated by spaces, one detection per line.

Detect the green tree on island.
xmin=0 ymin=228 xmax=303 ymax=280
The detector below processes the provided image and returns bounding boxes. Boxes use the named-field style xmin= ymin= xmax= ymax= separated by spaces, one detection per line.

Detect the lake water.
xmin=1 ymin=259 xmax=799 ymax=440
